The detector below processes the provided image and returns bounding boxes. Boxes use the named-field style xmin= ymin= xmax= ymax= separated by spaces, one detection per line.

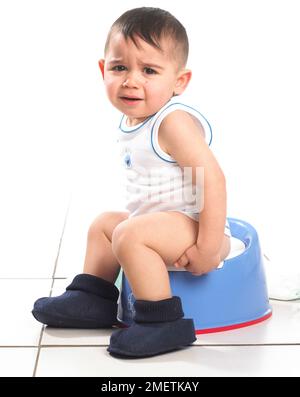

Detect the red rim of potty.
xmin=195 ymin=311 xmax=272 ymax=334
xmin=117 ymin=311 xmax=273 ymax=334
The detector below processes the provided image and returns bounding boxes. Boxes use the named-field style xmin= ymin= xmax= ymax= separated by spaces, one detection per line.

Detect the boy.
xmin=32 ymin=7 xmax=231 ymax=358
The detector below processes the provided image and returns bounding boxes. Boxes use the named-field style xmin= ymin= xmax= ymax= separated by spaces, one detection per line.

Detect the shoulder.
xmin=153 ymin=96 xmax=212 ymax=146
xmin=160 ymin=109 xmax=205 ymax=134
xmin=158 ymin=109 xmax=206 ymax=153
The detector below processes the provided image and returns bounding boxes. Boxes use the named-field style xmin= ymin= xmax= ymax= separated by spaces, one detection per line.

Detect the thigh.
xmin=119 ymin=211 xmax=199 ymax=267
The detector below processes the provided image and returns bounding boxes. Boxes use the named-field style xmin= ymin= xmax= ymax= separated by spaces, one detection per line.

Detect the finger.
xmin=185 ymin=262 xmax=203 ymax=276
xmin=174 ymin=260 xmax=184 ymax=268
xmin=177 ymin=253 xmax=189 ymax=267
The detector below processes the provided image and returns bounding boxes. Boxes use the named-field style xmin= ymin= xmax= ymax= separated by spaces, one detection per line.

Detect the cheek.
xmin=145 ymin=81 xmax=161 ymax=94
xmin=145 ymin=80 xmax=173 ymax=97
xmin=104 ymin=71 xmax=119 ymax=84
xmin=104 ymin=78 xmax=118 ymax=97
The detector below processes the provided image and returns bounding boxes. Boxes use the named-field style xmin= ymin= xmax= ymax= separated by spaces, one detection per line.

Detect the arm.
xmin=159 ymin=110 xmax=227 ymax=273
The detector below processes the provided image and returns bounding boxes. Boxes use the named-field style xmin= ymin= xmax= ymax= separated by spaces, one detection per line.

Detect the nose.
xmin=122 ymin=71 xmax=143 ymax=88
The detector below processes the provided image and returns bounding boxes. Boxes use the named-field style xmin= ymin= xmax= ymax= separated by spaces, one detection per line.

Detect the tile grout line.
xmin=32 ymin=325 xmax=46 ymax=377
xmin=2 ymin=341 xmax=300 ymax=349
xmin=51 ymin=193 xmax=72 ymax=280
xmin=0 ymin=277 xmax=67 ymax=280
xmin=35 ymin=344 xmax=110 ymax=348
xmin=35 ymin=342 xmax=300 ymax=348
xmin=32 ymin=195 xmax=72 ymax=377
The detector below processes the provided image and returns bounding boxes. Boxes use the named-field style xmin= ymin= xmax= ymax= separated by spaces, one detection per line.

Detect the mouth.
xmin=120 ymin=96 xmax=143 ymax=105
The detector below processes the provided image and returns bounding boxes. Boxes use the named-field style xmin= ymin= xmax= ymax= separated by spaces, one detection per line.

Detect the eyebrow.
xmin=108 ymin=58 xmax=123 ymax=64
xmin=141 ymin=63 xmax=164 ymax=70
xmin=107 ymin=58 xmax=164 ymax=70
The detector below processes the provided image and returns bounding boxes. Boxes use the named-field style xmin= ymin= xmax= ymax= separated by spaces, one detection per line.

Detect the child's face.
xmin=99 ymin=32 xmax=191 ymax=126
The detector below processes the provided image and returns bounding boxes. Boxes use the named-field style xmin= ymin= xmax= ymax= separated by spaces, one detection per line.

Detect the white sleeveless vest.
xmin=116 ymin=96 xmax=219 ymax=224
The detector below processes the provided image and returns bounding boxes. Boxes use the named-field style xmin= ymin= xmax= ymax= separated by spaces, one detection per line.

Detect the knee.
xmin=111 ymin=220 xmax=139 ymax=259
xmin=87 ymin=211 xmax=116 ymax=240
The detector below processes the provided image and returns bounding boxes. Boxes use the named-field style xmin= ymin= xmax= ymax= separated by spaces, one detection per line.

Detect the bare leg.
xmin=112 ymin=211 xmax=230 ymax=300
xmin=32 ymin=211 xmax=130 ymax=328
xmin=109 ymin=211 xmax=209 ymax=357
xmin=83 ymin=211 xmax=129 ymax=283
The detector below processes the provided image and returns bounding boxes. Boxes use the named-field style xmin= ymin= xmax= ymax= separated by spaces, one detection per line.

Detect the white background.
xmin=0 ymin=0 xmax=299 ymax=272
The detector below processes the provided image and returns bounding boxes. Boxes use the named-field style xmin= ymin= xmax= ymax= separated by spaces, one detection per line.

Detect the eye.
xmin=112 ymin=65 xmax=127 ymax=72
xmin=144 ymin=67 xmax=157 ymax=75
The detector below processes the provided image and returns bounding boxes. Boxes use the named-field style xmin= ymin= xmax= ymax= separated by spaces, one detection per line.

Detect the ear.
xmin=173 ymin=69 xmax=192 ymax=95
xmin=98 ymin=59 xmax=105 ymax=79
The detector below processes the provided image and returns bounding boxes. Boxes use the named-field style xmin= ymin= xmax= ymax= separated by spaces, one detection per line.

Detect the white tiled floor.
xmin=35 ymin=345 xmax=300 ymax=377
xmin=1 ymin=192 xmax=300 ymax=377
xmin=0 ymin=348 xmax=38 ymax=377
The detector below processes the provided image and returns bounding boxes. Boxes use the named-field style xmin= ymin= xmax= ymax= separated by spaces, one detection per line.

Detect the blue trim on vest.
xmin=150 ymin=102 xmax=213 ymax=162
xmin=150 ymin=139 xmax=176 ymax=163
xmin=119 ymin=114 xmax=154 ymax=133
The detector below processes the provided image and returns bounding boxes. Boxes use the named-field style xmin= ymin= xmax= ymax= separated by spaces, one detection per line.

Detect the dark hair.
xmin=104 ymin=7 xmax=189 ymax=67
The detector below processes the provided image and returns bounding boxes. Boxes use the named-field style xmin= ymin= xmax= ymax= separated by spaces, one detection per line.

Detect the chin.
xmin=121 ymin=108 xmax=148 ymax=119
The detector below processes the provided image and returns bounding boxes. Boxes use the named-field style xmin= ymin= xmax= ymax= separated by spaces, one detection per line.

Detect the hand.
xmin=173 ymin=243 xmax=221 ymax=276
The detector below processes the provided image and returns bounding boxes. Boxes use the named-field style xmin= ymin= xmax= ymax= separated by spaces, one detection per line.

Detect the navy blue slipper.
xmin=32 ymin=274 xmax=120 ymax=328
xmin=107 ymin=296 xmax=196 ymax=358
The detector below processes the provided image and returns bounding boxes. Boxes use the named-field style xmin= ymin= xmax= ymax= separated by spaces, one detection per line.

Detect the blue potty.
xmin=118 ymin=218 xmax=272 ymax=334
